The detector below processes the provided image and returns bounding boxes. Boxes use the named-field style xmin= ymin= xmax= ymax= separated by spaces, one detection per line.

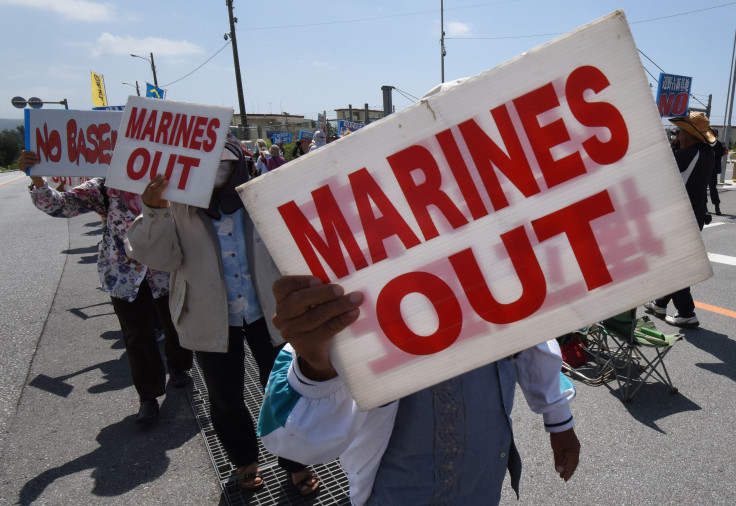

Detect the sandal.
xmin=289 ymin=470 xmax=320 ymax=497
xmin=236 ymin=468 xmax=264 ymax=492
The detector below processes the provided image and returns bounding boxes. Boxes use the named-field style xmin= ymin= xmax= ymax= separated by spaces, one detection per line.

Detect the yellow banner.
xmin=91 ymin=72 xmax=107 ymax=107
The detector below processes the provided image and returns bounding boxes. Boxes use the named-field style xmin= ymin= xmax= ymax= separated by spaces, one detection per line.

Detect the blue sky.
xmin=1 ymin=0 xmax=735 ymax=127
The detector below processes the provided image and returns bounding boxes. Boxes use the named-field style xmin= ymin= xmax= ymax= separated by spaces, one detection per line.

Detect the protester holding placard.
xmin=124 ymin=134 xmax=320 ymax=496
xmin=258 ymin=275 xmax=579 ymax=505
xmin=18 ymin=151 xmax=193 ymax=424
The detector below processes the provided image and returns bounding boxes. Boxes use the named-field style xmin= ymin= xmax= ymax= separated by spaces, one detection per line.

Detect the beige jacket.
xmin=125 ymin=202 xmax=283 ymax=353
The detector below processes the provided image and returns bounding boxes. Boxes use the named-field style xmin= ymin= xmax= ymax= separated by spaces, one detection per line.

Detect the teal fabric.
xmin=258 ymin=349 xmax=301 ymax=437
xmin=559 ymin=371 xmax=575 ymax=394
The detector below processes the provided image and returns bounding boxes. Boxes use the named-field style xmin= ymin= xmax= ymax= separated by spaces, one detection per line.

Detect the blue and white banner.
xmin=271 ymin=132 xmax=292 ymax=144
xmin=338 ymin=119 xmax=365 ymax=137
xmin=298 ymin=130 xmax=314 ymax=142
xmin=656 ymin=73 xmax=691 ymax=117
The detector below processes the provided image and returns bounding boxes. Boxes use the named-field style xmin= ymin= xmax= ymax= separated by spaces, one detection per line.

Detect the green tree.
xmin=0 ymin=126 xmax=24 ymax=169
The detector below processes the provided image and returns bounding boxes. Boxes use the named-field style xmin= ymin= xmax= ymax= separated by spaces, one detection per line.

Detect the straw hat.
xmin=669 ymin=112 xmax=716 ymax=144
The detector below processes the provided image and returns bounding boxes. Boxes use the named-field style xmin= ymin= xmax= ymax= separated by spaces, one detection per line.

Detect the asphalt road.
xmin=0 ymin=172 xmax=218 ymax=505
xmin=1 ymin=165 xmax=736 ymax=505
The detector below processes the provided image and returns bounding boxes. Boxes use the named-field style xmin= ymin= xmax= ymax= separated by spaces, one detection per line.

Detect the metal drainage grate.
xmin=187 ymin=347 xmax=351 ymax=506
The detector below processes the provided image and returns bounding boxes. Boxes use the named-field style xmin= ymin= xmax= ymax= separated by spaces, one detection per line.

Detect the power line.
xmin=237 ymin=1 xmax=516 ymax=32
xmin=446 ymin=1 xmax=736 ymax=40
xmin=161 ymin=42 xmax=231 ymax=88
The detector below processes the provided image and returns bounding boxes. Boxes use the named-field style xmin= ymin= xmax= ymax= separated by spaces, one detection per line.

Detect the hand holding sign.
xmin=272 ymin=275 xmax=364 ymax=381
xmin=140 ymin=175 xmax=171 ymax=209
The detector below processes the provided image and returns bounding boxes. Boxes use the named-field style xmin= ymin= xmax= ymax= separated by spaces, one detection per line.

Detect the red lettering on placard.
xmin=156 ymin=112 xmax=173 ymax=144
xmin=176 ymin=155 xmax=200 ymax=189
xmin=672 ymin=92 xmax=689 ymax=116
xmin=174 ymin=115 xmax=195 ymax=148
xmin=278 ymin=186 xmax=368 ymax=282
xmin=125 ymin=107 xmax=147 ymax=139
xmin=349 ymin=168 xmax=421 ymax=264
xmin=566 ymin=65 xmax=629 ymax=165
xmin=436 ymin=128 xmax=489 ymax=220
xmin=388 ymin=144 xmax=469 ymax=241
xmin=189 ymin=115 xmax=208 ymax=150
xmin=98 ymin=123 xmax=113 ymax=165
xmin=532 ymin=190 xmax=615 ymax=290
xmin=658 ymin=93 xmax=675 ymax=116
xmin=36 ymin=123 xmax=62 ymax=162
xmin=515 ymin=82 xmax=587 ymax=188
xmin=460 ymin=106 xmax=540 ymax=211
xmin=141 ymin=110 xmax=158 ymax=142
xmin=450 ymin=226 xmax=546 ymax=324
xmin=376 ymin=271 xmax=462 ymax=355
xmin=127 ymin=147 xmax=150 ymax=180
xmin=204 ymin=118 xmax=219 ymax=152
xmin=85 ymin=124 xmax=100 ymax=164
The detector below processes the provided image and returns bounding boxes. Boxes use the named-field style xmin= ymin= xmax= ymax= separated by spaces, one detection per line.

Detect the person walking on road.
xmin=644 ymin=112 xmax=715 ymax=327
xmin=125 ymin=134 xmax=320 ymax=496
xmin=18 ymin=151 xmax=193 ymax=423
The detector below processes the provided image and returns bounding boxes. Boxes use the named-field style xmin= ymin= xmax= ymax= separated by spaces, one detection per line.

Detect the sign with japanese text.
xmin=271 ymin=132 xmax=292 ymax=144
xmin=656 ymin=73 xmax=692 ymax=117
xmin=24 ymin=109 xmax=122 ymax=177
xmin=238 ymin=11 xmax=712 ymax=410
xmin=298 ymin=130 xmax=314 ymax=142
xmin=338 ymin=119 xmax=365 ymax=137
xmin=105 ymin=96 xmax=233 ymax=208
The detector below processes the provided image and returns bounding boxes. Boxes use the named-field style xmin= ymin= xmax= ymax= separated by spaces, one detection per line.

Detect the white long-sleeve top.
xmin=259 ymin=339 xmax=575 ymax=505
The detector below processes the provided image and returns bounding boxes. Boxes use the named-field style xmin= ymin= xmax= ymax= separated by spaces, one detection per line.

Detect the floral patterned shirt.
xmin=30 ymin=178 xmax=170 ymax=302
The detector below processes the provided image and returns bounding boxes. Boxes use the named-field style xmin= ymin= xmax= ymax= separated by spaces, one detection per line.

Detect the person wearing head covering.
xmin=266 ymin=144 xmax=286 ymax=171
xmin=644 ymin=112 xmax=715 ymax=327
xmin=125 ymin=132 xmax=320 ymax=496
xmin=18 ymin=151 xmax=193 ymax=424
xmin=256 ymin=80 xmax=580 ymax=506
xmin=309 ymin=129 xmax=327 ymax=152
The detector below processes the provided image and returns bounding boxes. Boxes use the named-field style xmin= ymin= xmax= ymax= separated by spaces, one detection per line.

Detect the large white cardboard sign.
xmin=24 ymin=109 xmax=123 ymax=177
xmin=238 ymin=11 xmax=712 ymax=410
xmin=105 ymin=96 xmax=233 ymax=208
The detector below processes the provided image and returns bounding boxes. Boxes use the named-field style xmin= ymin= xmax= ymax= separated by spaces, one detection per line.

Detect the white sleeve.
xmin=513 ymin=339 xmax=576 ymax=433
xmin=258 ymin=346 xmax=397 ymax=466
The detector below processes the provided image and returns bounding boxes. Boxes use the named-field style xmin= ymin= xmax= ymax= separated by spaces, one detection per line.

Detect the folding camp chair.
xmin=559 ymin=327 xmax=617 ymax=386
xmin=595 ymin=308 xmax=682 ymax=402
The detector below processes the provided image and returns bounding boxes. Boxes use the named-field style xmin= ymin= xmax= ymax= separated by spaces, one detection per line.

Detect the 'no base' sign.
xmin=238 ymin=11 xmax=712 ymax=410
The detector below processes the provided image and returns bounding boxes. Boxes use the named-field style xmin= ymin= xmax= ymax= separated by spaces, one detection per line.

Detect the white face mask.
xmin=214 ymin=160 xmax=235 ymax=188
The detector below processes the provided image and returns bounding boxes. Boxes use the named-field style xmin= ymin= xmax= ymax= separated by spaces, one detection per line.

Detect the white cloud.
xmin=93 ymin=33 xmax=205 ymax=57
xmin=0 ymin=0 xmax=117 ymax=22
xmin=312 ymin=60 xmax=328 ymax=68
xmin=447 ymin=21 xmax=472 ymax=37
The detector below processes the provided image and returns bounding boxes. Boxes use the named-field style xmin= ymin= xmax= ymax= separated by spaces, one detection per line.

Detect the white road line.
xmin=708 ymin=253 xmax=736 ymax=266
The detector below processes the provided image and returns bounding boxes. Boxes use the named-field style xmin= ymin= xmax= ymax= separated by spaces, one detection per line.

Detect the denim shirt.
xmin=367 ymin=360 xmax=520 ymax=505
xmin=211 ymin=207 xmax=264 ymax=325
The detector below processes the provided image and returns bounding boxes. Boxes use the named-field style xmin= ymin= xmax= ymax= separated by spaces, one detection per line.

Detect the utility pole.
xmin=149 ymin=52 xmax=158 ymax=87
xmin=440 ymin=0 xmax=446 ymax=83
xmin=723 ymin=29 xmax=736 ymax=182
xmin=226 ymin=0 xmax=249 ymax=140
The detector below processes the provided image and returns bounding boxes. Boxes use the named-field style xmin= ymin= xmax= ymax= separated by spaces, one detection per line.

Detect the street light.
xmin=130 ymin=52 xmax=158 ymax=87
xmin=11 ymin=96 xmax=68 ymax=110
xmin=122 ymin=81 xmax=141 ymax=96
